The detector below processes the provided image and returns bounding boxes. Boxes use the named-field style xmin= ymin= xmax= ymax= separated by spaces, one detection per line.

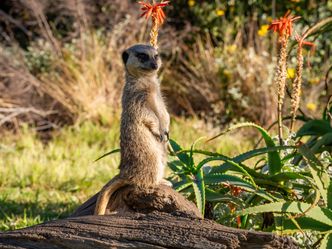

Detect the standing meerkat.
xmin=94 ymin=44 xmax=171 ymax=215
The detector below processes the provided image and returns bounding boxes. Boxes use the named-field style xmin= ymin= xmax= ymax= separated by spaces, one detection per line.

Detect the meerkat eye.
xmin=136 ymin=53 xmax=149 ymax=62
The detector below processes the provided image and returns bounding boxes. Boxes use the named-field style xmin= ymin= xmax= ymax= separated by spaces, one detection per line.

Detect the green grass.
xmin=0 ymin=117 xmax=252 ymax=231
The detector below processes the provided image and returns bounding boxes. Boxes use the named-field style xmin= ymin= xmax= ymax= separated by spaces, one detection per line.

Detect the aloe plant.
xmin=169 ymin=121 xmax=332 ymax=248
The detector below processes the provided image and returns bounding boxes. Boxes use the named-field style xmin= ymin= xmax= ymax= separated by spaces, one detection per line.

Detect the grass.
xmin=0 ymin=117 xmax=252 ymax=231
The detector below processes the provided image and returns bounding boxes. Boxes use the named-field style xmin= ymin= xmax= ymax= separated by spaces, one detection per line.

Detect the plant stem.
xmin=150 ymin=16 xmax=159 ymax=48
xmin=278 ymin=101 xmax=283 ymax=145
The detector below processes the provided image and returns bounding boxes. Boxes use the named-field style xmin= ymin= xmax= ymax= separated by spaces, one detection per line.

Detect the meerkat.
xmin=94 ymin=44 xmax=171 ymax=215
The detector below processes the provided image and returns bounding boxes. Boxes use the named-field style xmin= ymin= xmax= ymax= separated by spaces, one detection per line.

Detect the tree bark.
xmin=0 ymin=185 xmax=298 ymax=249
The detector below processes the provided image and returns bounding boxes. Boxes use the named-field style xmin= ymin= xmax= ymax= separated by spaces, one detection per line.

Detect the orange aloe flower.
xmin=295 ymin=34 xmax=315 ymax=51
xmin=138 ymin=1 xmax=170 ymax=25
xmin=138 ymin=1 xmax=170 ymax=48
xmin=223 ymin=183 xmax=243 ymax=228
xmin=268 ymin=10 xmax=301 ymax=37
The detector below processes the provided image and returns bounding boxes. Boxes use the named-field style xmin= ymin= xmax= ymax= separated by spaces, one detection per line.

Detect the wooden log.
xmin=0 ymin=212 xmax=298 ymax=249
xmin=71 ymin=184 xmax=202 ymax=218
xmin=0 ymin=185 xmax=298 ymax=249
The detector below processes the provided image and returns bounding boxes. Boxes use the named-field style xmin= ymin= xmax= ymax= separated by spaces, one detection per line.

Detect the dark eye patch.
xmin=136 ymin=52 xmax=149 ymax=62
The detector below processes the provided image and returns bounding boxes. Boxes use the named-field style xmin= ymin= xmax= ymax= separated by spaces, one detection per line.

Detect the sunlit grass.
xmin=0 ymin=117 xmax=252 ymax=231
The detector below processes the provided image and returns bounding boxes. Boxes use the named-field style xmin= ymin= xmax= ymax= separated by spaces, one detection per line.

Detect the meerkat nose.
xmin=150 ymin=62 xmax=158 ymax=70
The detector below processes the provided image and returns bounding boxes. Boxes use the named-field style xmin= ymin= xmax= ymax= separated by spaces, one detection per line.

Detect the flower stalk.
xmin=268 ymin=11 xmax=300 ymax=144
xmin=275 ymin=35 xmax=289 ymax=143
xmin=150 ymin=14 xmax=159 ymax=48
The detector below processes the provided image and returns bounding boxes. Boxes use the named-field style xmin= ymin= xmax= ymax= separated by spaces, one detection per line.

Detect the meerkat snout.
xmin=150 ymin=59 xmax=158 ymax=70
xmin=122 ymin=44 xmax=161 ymax=77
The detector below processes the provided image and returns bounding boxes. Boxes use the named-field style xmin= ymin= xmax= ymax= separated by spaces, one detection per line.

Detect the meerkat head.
xmin=122 ymin=44 xmax=161 ymax=77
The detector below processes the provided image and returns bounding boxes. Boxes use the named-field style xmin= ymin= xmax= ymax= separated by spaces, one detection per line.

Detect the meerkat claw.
xmin=164 ymin=131 xmax=169 ymax=142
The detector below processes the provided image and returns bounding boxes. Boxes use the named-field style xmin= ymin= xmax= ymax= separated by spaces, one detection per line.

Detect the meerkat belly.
xmin=139 ymin=126 xmax=166 ymax=183
xmin=120 ymin=125 xmax=164 ymax=185
xmin=154 ymin=97 xmax=169 ymax=184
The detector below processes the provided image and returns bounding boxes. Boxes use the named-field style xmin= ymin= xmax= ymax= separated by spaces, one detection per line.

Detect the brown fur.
xmin=94 ymin=44 xmax=170 ymax=215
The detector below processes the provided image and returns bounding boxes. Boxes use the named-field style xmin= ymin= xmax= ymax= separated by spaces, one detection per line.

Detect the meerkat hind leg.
xmin=94 ymin=176 xmax=127 ymax=215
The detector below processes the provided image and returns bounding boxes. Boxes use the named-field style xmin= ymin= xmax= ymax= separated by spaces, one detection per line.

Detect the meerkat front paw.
xmin=164 ymin=131 xmax=169 ymax=142
xmin=158 ymin=130 xmax=169 ymax=143
xmin=160 ymin=179 xmax=173 ymax=187
xmin=153 ymin=131 xmax=168 ymax=143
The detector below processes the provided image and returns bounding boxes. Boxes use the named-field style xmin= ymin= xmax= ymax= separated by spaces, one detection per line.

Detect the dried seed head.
xmin=274 ymin=34 xmax=289 ymax=143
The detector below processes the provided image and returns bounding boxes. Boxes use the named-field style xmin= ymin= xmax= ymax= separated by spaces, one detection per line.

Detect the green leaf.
xmin=168 ymin=160 xmax=184 ymax=173
xmin=269 ymin=172 xmax=309 ymax=182
xmin=205 ymin=173 xmax=255 ymax=188
xmin=205 ymin=173 xmax=276 ymax=202
xmin=208 ymin=122 xmax=282 ymax=175
xmin=205 ymin=188 xmax=242 ymax=205
xmin=299 ymin=145 xmax=330 ymax=205
xmin=328 ymin=182 xmax=332 ymax=210
xmin=192 ymin=169 xmax=205 ymax=216
xmin=210 ymin=146 xmax=294 ymax=177
xmin=196 ymin=154 xmax=259 ymax=184
xmin=320 ymin=233 xmax=332 ymax=249
xmin=297 ymin=120 xmax=332 ymax=137
xmin=281 ymin=152 xmax=300 ymax=163
xmin=94 ymin=148 xmax=120 ymax=162
xmin=182 ymin=146 xmax=294 ymax=163
xmin=174 ymin=181 xmax=192 ymax=192
xmin=281 ymin=217 xmax=332 ymax=233
xmin=169 ymin=139 xmax=191 ymax=166
xmin=311 ymin=132 xmax=332 ymax=153
xmin=190 ymin=136 xmax=206 ymax=170
xmin=238 ymin=201 xmax=332 ymax=227
xmin=247 ymin=124 xmax=281 ymax=176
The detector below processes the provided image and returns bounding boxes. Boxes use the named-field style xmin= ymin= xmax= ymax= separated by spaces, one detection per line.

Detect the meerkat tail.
xmin=94 ymin=176 xmax=128 ymax=215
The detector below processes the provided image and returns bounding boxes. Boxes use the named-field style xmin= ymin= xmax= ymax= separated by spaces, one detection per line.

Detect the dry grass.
xmin=37 ymin=30 xmax=128 ymax=122
xmin=0 ymin=0 xmax=184 ymax=128
xmin=0 ymin=0 xmax=148 ymax=127
xmin=0 ymin=0 xmax=278 ymax=130
xmin=163 ymin=35 xmax=276 ymax=126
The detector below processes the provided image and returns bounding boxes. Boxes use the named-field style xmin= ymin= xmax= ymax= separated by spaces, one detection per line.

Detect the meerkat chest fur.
xmin=119 ymin=44 xmax=170 ymax=187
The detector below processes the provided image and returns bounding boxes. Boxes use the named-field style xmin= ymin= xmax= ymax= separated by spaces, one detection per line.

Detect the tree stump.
xmin=0 ymin=185 xmax=298 ymax=249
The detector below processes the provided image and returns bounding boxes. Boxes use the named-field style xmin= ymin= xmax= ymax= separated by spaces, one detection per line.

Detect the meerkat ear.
xmin=122 ymin=51 xmax=129 ymax=64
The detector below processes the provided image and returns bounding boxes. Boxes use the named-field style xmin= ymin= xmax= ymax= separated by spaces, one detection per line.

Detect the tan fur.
xmin=94 ymin=44 xmax=170 ymax=215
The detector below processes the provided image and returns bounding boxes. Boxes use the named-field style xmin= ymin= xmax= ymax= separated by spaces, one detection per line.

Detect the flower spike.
xmin=138 ymin=1 xmax=170 ymax=48
xmin=290 ymin=33 xmax=315 ymax=132
xmin=268 ymin=10 xmax=300 ymax=143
